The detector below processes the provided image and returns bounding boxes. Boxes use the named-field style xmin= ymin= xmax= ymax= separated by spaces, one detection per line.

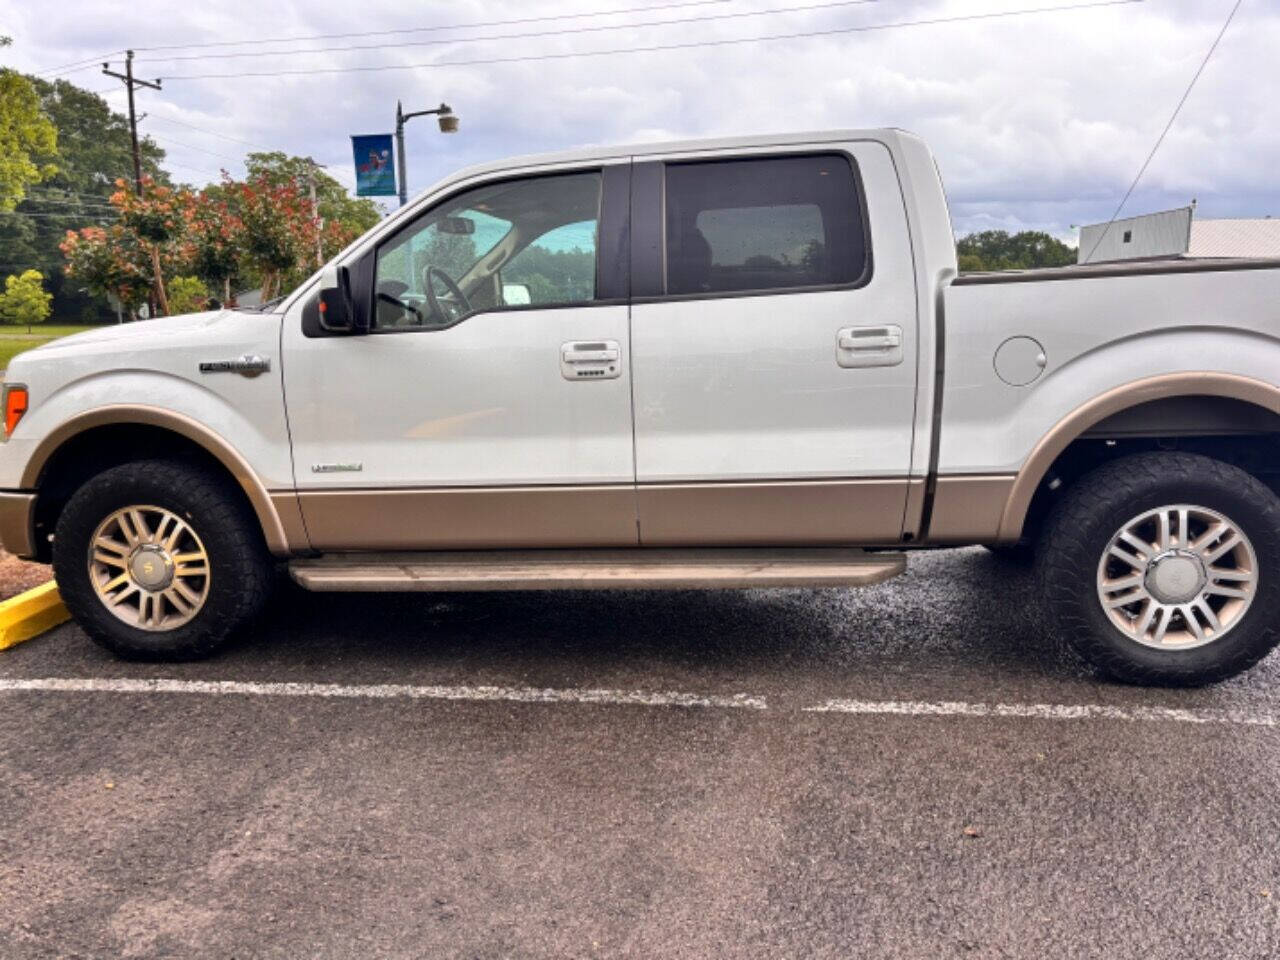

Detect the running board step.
xmin=288 ymin=548 xmax=906 ymax=593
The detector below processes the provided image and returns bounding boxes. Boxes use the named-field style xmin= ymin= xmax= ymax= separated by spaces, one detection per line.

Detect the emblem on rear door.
xmin=311 ymin=462 xmax=363 ymax=473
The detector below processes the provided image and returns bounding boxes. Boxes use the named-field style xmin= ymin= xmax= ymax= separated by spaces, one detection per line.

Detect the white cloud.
xmin=2 ymin=0 xmax=1275 ymax=238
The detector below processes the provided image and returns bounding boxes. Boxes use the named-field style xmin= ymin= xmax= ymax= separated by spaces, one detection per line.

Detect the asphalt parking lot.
xmin=3 ymin=547 xmax=1280 ymax=959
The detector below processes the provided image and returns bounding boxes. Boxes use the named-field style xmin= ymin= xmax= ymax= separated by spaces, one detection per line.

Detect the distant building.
xmin=1078 ymin=206 xmax=1280 ymax=264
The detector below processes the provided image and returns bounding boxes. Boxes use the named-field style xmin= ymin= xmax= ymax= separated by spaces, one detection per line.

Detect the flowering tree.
xmin=60 ymin=224 xmax=153 ymax=316
xmin=59 ymin=156 xmax=374 ymax=317
xmin=181 ymin=186 xmax=243 ymax=304
xmin=112 ymin=177 xmax=190 ymax=315
xmin=228 ymin=173 xmax=319 ymax=303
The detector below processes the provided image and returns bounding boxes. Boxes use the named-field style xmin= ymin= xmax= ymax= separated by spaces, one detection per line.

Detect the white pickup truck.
xmin=3 ymin=129 xmax=1278 ymax=685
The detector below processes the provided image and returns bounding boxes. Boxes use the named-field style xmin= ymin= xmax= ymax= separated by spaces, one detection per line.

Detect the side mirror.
xmin=318 ymin=263 xmax=365 ymax=333
xmin=502 ymin=282 xmax=531 ymax=306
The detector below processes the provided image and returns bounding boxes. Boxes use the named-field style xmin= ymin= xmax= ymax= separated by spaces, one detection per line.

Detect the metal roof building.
xmin=1078 ymin=206 xmax=1280 ymax=264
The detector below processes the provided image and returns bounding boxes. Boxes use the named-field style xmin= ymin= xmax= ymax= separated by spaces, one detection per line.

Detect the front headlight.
xmin=2 ymin=383 xmax=28 ymax=441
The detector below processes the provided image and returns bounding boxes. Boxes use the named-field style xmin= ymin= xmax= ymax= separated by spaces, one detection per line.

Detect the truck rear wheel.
xmin=52 ymin=460 xmax=272 ymax=661
xmin=1036 ymin=452 xmax=1280 ymax=685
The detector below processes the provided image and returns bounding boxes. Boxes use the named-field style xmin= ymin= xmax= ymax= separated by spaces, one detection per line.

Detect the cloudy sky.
xmin=3 ymin=0 xmax=1274 ymax=243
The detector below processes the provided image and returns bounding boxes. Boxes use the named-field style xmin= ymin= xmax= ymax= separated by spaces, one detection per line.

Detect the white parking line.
xmin=1 ymin=678 xmax=1277 ymax=727
xmin=0 ymin=676 xmax=767 ymax=710
xmin=805 ymin=698 xmax=1280 ymax=727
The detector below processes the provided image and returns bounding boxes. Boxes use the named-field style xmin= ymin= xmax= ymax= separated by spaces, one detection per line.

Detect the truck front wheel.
xmin=52 ymin=460 xmax=272 ymax=661
xmin=1036 ymin=452 xmax=1280 ymax=685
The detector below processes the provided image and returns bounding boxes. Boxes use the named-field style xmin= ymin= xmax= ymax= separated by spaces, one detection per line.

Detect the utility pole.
xmin=394 ymin=101 xmax=458 ymax=208
xmin=102 ymin=51 xmax=161 ymax=196
xmin=103 ymin=51 xmax=166 ymax=317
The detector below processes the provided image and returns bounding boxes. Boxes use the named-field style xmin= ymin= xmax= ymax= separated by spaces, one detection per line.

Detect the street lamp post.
xmin=394 ymin=101 xmax=459 ymax=208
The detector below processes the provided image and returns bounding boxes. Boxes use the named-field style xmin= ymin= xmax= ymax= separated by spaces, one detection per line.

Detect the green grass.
xmin=0 ymin=324 xmax=96 ymax=372
xmin=0 ymin=323 xmax=97 ymax=339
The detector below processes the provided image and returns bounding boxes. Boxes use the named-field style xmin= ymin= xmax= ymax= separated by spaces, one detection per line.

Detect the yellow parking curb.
xmin=0 ymin=581 xmax=69 ymax=650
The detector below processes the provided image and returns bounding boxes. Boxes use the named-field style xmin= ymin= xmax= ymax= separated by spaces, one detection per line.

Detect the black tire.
xmin=1036 ymin=451 xmax=1280 ymax=686
xmin=983 ymin=541 xmax=1036 ymax=566
xmin=53 ymin=459 xmax=273 ymax=661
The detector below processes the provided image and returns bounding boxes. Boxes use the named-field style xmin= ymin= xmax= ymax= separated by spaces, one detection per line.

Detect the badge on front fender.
xmin=198 ymin=355 xmax=271 ymax=377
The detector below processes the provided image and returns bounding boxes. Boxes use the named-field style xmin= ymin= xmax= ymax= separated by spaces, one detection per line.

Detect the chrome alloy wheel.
xmin=87 ymin=505 xmax=211 ymax=631
xmin=1096 ymin=504 xmax=1258 ymax=650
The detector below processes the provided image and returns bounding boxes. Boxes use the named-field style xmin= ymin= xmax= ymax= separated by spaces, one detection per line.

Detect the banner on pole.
xmin=351 ymin=134 xmax=396 ymax=197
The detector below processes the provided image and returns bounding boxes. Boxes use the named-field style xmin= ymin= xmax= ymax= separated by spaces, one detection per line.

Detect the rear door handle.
xmin=561 ymin=340 xmax=621 ymax=380
xmin=838 ymin=329 xmax=901 ymax=351
xmin=836 ymin=325 xmax=904 ymax=368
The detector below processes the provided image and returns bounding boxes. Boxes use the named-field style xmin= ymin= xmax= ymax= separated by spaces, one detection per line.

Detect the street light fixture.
xmin=395 ymin=101 xmax=458 ymax=207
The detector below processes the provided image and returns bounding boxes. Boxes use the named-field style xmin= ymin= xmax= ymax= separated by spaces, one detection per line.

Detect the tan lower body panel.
xmin=267 ymin=491 xmax=312 ymax=555
xmin=0 ymin=492 xmax=36 ymax=558
xmin=636 ymin=478 xmax=913 ymax=546
xmin=289 ymin=548 xmax=906 ymax=592
xmin=927 ymin=475 xmax=1017 ymax=543
xmin=294 ymin=485 xmax=638 ymax=550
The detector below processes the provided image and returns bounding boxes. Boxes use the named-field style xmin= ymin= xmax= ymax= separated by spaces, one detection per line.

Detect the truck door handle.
xmin=561 ymin=340 xmax=621 ymax=380
xmin=836 ymin=325 xmax=905 ymax=369
xmin=562 ymin=346 xmax=619 ymax=363
xmin=838 ymin=328 xmax=901 ymax=351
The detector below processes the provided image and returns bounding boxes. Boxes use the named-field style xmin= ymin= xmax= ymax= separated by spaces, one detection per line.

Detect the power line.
xmin=25 ymin=187 xmax=124 ymax=200
xmin=143 ymin=131 xmax=241 ymax=163
xmin=13 ymin=197 xmax=117 ymax=209
xmin=143 ymin=116 xmax=358 ymax=185
xmin=130 ymin=0 xmax=735 ymax=52
xmin=144 ymin=114 xmax=274 ymax=150
xmin=37 ymin=50 xmax=127 ymax=77
xmin=1082 ymin=0 xmax=1243 ymax=263
xmin=0 ymin=211 xmax=116 ymax=221
xmin=164 ymin=159 xmax=229 ymax=177
xmin=36 ymin=0 xmax=734 ymax=76
xmin=137 ymin=0 xmax=884 ymax=65
xmin=162 ymin=0 xmax=1146 ymax=81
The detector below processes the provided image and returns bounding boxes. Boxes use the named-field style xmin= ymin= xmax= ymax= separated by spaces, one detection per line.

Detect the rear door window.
xmin=663 ymin=154 xmax=868 ymax=296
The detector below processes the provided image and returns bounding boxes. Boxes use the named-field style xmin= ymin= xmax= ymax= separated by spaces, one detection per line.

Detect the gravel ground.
xmin=2 ymin=547 xmax=1279 ymax=958
xmin=0 ymin=548 xmax=51 ymax=601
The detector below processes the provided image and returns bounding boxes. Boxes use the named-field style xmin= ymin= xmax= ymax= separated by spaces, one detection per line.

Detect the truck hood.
xmin=28 ymin=310 xmax=232 ymax=355
xmin=3 ymin=308 xmax=283 ymax=399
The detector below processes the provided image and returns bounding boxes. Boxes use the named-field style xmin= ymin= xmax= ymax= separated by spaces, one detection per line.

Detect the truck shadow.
xmin=246 ymin=547 xmax=1088 ymax=686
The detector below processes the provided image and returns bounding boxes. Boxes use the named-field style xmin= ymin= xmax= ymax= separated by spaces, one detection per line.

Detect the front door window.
xmin=373 ymin=171 xmax=601 ymax=329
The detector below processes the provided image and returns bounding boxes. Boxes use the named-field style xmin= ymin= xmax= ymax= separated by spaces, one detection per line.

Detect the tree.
xmin=0 ymin=77 xmax=167 ymax=322
xmin=180 ymin=188 xmax=243 ymax=304
xmin=227 ymin=173 xmax=318 ymax=303
xmin=244 ymin=151 xmax=381 ymax=243
xmin=242 ymin=152 xmax=381 ymax=290
xmin=61 ymin=224 xmax=154 ymax=317
xmin=113 ymin=177 xmax=190 ymax=315
xmin=955 ymin=230 xmax=1077 ymax=272
xmin=0 ymin=69 xmax=58 ymax=211
xmin=503 ymin=245 xmax=595 ymax=304
xmin=167 ymin=276 xmax=209 ymax=314
xmin=0 ymin=269 xmax=53 ymax=331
